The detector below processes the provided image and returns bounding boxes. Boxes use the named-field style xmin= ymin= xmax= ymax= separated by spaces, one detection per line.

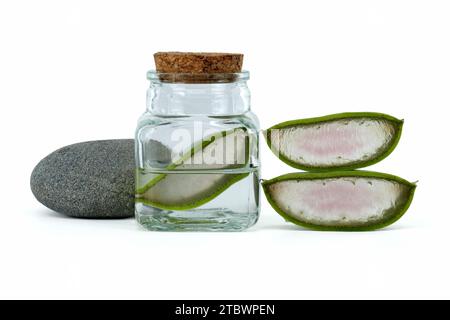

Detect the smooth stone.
xmin=31 ymin=139 xmax=136 ymax=218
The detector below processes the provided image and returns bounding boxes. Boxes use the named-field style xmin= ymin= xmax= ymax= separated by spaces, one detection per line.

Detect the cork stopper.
xmin=154 ymin=52 xmax=243 ymax=74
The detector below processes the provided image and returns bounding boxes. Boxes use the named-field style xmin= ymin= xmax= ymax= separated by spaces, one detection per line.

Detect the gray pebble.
xmin=31 ymin=139 xmax=136 ymax=218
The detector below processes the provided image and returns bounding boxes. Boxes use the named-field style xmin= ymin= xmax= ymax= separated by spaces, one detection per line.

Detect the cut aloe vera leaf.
xmin=136 ymin=128 xmax=250 ymax=210
xmin=264 ymin=112 xmax=403 ymax=171
xmin=136 ymin=172 xmax=249 ymax=210
xmin=262 ymin=171 xmax=416 ymax=231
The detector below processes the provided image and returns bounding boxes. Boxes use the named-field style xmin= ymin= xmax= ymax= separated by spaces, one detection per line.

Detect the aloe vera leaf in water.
xmin=264 ymin=112 xmax=403 ymax=171
xmin=136 ymin=128 xmax=250 ymax=210
xmin=262 ymin=171 xmax=416 ymax=231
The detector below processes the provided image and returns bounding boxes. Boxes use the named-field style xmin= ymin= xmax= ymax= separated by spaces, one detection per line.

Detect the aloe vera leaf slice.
xmin=136 ymin=172 xmax=249 ymax=210
xmin=264 ymin=112 xmax=403 ymax=171
xmin=136 ymin=128 xmax=250 ymax=193
xmin=136 ymin=128 xmax=250 ymax=210
xmin=262 ymin=171 xmax=416 ymax=231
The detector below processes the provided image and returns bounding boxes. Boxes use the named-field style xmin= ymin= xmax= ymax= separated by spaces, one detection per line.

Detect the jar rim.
xmin=147 ymin=70 xmax=249 ymax=83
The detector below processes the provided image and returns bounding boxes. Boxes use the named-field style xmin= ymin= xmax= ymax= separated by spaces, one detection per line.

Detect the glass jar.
xmin=135 ymin=71 xmax=260 ymax=231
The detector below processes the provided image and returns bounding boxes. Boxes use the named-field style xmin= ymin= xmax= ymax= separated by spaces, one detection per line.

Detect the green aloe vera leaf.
xmin=136 ymin=172 xmax=249 ymax=210
xmin=136 ymin=128 xmax=250 ymax=210
xmin=264 ymin=112 xmax=403 ymax=171
xmin=262 ymin=171 xmax=416 ymax=231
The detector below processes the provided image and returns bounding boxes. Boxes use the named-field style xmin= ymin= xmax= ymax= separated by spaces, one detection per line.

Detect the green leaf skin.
xmin=136 ymin=128 xmax=250 ymax=210
xmin=264 ymin=112 xmax=404 ymax=171
xmin=262 ymin=171 xmax=416 ymax=231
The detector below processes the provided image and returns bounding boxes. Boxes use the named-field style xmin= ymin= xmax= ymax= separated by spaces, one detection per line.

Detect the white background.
xmin=0 ymin=0 xmax=449 ymax=299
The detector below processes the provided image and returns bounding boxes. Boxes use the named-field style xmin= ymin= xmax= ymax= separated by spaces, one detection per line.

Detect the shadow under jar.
xmin=135 ymin=52 xmax=260 ymax=231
